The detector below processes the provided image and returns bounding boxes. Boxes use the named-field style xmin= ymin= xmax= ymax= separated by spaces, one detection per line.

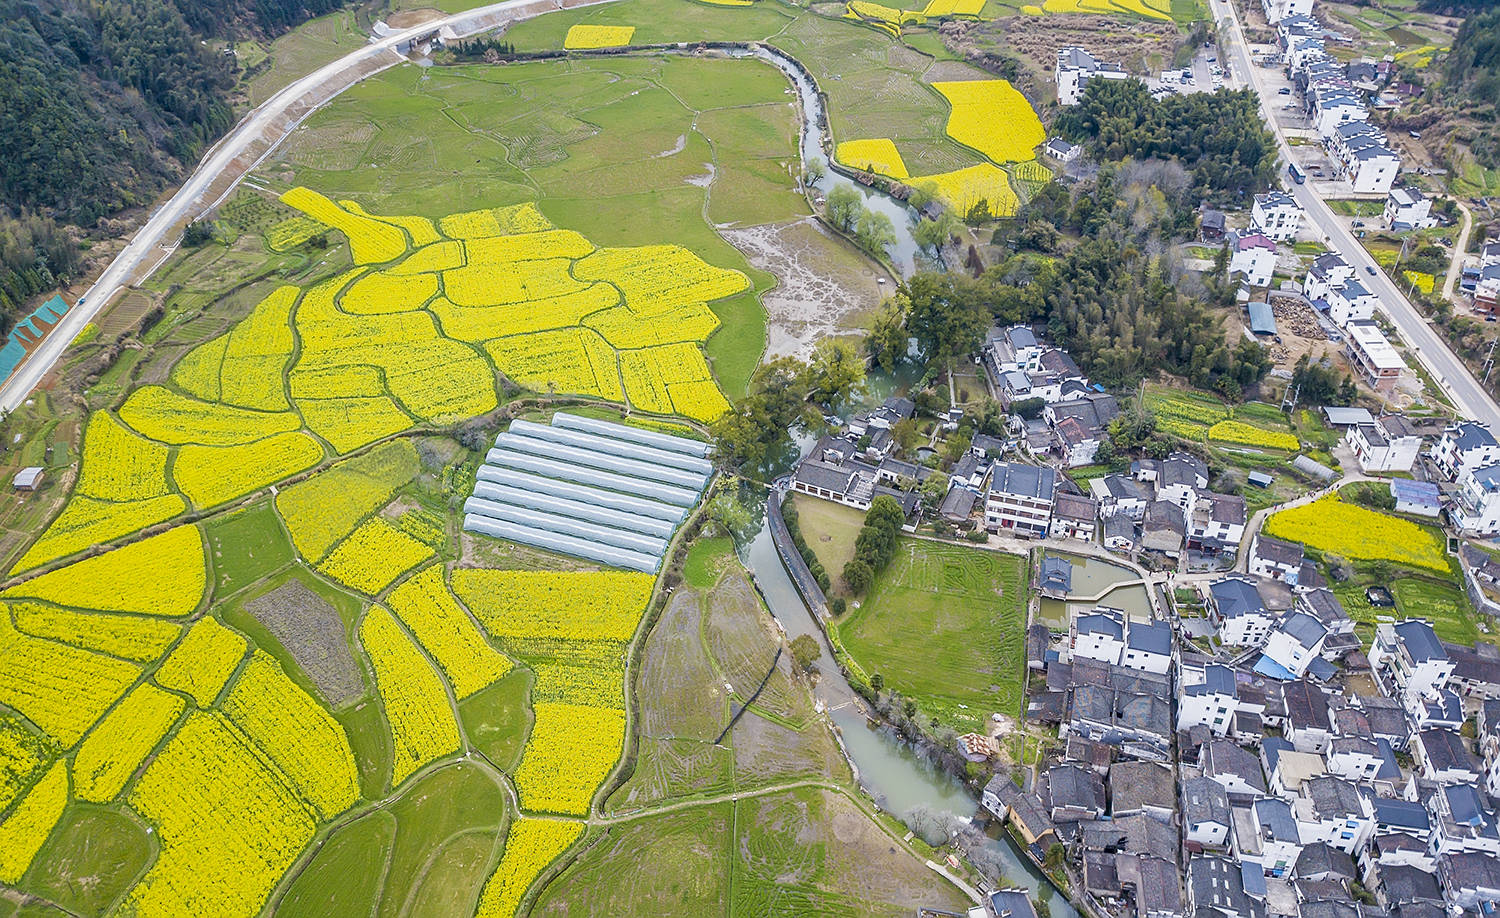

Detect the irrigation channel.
xmin=737 ymin=496 xmax=1079 ymax=916
xmin=742 ymin=45 xmax=924 ymax=277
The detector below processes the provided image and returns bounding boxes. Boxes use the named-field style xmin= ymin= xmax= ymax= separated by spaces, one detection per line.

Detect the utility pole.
xmin=1483 ymin=336 xmax=1499 ymax=386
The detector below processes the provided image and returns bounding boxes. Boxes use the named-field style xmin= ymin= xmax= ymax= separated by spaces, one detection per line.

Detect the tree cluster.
xmin=0 ymin=213 xmax=81 ymax=335
xmin=712 ymin=340 xmax=866 ymax=476
xmin=1054 ymin=78 xmax=1277 ymax=198
xmin=841 ymin=495 xmax=906 ymax=594
xmin=1443 ymin=9 xmax=1500 ymax=167
xmin=826 ymin=185 xmax=897 ymax=259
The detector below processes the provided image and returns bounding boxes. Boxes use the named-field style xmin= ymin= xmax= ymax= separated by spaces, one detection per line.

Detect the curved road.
xmin=0 ymin=0 xmax=601 ymax=415
xmin=1209 ymin=0 xmax=1500 ymax=426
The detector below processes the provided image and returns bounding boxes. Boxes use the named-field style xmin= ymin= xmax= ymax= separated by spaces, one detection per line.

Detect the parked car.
xmin=1352 ymin=220 xmax=1365 ymax=227
xmin=1278 ymin=87 xmax=1291 ymax=95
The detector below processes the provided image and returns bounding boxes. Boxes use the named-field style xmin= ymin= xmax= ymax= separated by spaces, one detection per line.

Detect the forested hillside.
xmin=0 ymin=0 xmax=347 ymax=331
xmin=1440 ymin=9 xmax=1500 ymax=167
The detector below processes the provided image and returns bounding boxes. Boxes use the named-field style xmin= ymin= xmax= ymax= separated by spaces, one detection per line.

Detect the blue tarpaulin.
xmin=0 ymin=294 xmax=68 ymax=383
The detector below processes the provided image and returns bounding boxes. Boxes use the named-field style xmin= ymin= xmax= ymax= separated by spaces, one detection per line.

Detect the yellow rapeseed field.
xmin=932 ymin=80 xmax=1045 ymax=164
xmin=836 ymin=138 xmax=910 ymax=179
xmin=474 ymin=819 xmax=584 ymax=918
xmin=563 ymin=24 xmax=636 ymax=49
xmin=155 ymin=617 xmax=247 ymax=707
xmin=388 ymin=566 xmax=512 ymax=698
xmin=5 ymin=524 xmax=205 ymax=616
xmin=0 ymin=760 xmax=68 ymax=883
xmin=74 ymin=682 xmax=185 ymax=802
xmin=913 ymin=163 xmax=1020 ymax=217
xmin=1264 ymin=495 xmax=1450 ymax=573
xmin=360 ymin=606 xmax=462 ymax=786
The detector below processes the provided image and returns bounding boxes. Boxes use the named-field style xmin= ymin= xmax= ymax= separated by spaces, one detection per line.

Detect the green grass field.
xmin=204 ymin=500 xmax=295 ymax=597
xmin=835 ymin=540 xmax=1027 ymax=731
xmin=22 ymin=806 xmax=153 ymax=916
xmin=789 ymin=494 xmax=866 ymax=588
xmin=458 ymin=668 xmax=534 ymax=772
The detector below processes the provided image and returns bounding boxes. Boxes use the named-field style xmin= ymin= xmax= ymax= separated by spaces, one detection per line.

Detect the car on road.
xmin=1366 ymin=265 xmax=1377 ymax=276
xmin=1352 ymin=220 xmax=1364 ymax=227
xmin=1278 ymin=87 xmax=1291 ymax=94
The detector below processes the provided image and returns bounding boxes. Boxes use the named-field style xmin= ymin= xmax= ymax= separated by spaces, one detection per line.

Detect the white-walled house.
xmin=1070 ymin=608 xmax=1126 ymax=666
xmin=1183 ymin=776 xmax=1232 ymax=849
xmin=1346 ymin=416 xmax=1421 ymax=474
xmin=1432 ymin=422 xmax=1500 ymax=480
xmin=1261 ymin=612 xmax=1328 ymax=679
xmin=1451 ymin=464 xmax=1500 ymax=536
xmin=1325 ymin=277 xmax=1378 ymax=328
xmin=1121 ymin=620 xmax=1173 ymax=675
xmin=1056 ymin=47 xmax=1126 ymax=106
xmin=985 ymin=462 xmax=1056 ymax=536
xmin=1347 ymin=141 xmax=1401 ymax=196
xmin=1303 ymin=253 xmax=1356 ymax=302
xmin=1179 ymin=661 xmax=1241 ymax=736
xmin=1310 ymin=87 xmax=1368 ymax=138
xmin=1369 ymin=620 xmax=1454 ymax=708
xmin=1249 ymin=534 xmax=1303 ymax=584
xmin=1229 ymin=231 xmax=1277 ymax=288
xmin=1210 ymin=576 xmax=1275 ymax=647
xmin=1385 ymin=187 xmax=1435 ymax=231
xmin=1262 ymin=0 xmax=1312 ymax=22
xmin=1252 ymin=192 xmax=1303 ymax=242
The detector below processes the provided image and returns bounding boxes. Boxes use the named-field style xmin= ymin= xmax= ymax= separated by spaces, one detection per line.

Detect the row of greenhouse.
xmin=462 ymin=413 xmax=713 ymax=572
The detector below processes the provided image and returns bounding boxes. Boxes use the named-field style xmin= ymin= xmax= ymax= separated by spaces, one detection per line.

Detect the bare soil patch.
xmin=386 ymin=9 xmax=445 ymax=28
xmin=720 ymin=218 xmax=882 ymax=360
xmin=245 ymin=579 xmax=364 ymax=707
xmin=940 ymin=16 xmax=1180 ymax=101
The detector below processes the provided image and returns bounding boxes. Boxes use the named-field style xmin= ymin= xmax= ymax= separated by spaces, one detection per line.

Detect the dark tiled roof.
xmin=1394 ymin=620 xmax=1445 ymax=663
xmin=1210 ymin=576 xmax=1266 ymax=619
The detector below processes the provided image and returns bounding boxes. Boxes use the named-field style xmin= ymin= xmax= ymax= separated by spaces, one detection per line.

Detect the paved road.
xmin=0 ymin=0 xmax=594 ymax=415
xmin=1443 ymin=201 xmax=1474 ymax=303
xmin=1209 ymin=0 xmax=1500 ymax=426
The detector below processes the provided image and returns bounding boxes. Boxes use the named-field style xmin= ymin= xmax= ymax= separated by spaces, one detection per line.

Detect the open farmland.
xmin=1264 ymin=493 xmax=1453 ymax=575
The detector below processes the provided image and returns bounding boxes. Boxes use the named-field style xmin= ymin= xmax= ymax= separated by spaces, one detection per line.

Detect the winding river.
xmin=738 ymin=499 xmax=1078 ymax=916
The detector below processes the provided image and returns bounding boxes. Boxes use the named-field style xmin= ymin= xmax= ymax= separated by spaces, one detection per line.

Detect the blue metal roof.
xmin=1253 ymin=654 xmax=1297 ymax=681
xmin=1390 ymin=477 xmax=1440 ymax=505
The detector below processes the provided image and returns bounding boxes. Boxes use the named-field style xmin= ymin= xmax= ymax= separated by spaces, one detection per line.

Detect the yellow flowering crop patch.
xmin=5 ymin=524 xmax=205 ymax=617
xmin=316 ymin=517 xmax=434 ymax=596
xmin=431 ymin=285 xmax=618 ymax=342
xmin=843 ymin=0 xmax=920 ymax=34
xmin=913 ymin=163 xmax=1020 ymax=217
xmin=172 ymin=284 xmax=296 ymax=411
xmin=531 ymin=660 xmax=624 ymax=709
xmin=475 ymin=819 xmax=584 ymax=918
xmin=340 ymin=200 xmax=441 ymax=247
xmin=563 ymin=24 xmax=636 ymax=49
xmin=836 ymin=138 xmax=910 ymax=179
xmin=76 ymin=411 xmax=172 ymax=502
xmin=452 ymin=569 xmax=654 ymax=643
xmin=0 ymin=760 xmax=67 ymax=883
xmin=120 ymin=386 xmax=301 ymax=446
xmin=0 ymin=717 xmax=51 ymax=815
xmin=124 ymin=711 xmax=317 ymax=917
xmin=340 ymin=270 xmax=439 ymax=315
xmin=389 ymin=239 xmax=464 ymax=275
xmin=280 ymin=186 xmax=406 ymax=264
xmin=444 ymin=255 xmax=589 ymax=309
xmin=360 ymin=606 xmax=462 ymax=786
xmin=1404 ymin=270 xmax=1435 ymax=295
xmin=468 ymin=230 xmax=594 ymax=265
xmin=222 ymin=650 xmax=359 ymax=820
xmin=583 ymin=301 xmax=720 ymax=350
xmin=155 ymin=617 xmax=247 ymax=707
xmin=485 ymin=328 xmax=625 ymax=402
xmin=513 ymin=702 xmax=626 ymax=815
xmin=932 ymin=80 xmax=1045 ymax=164
xmin=74 ymin=682 xmax=185 ymax=803
xmin=1109 ymin=0 xmax=1171 ymax=19
xmin=1207 ymin=420 xmax=1300 ymax=451
xmin=575 ymin=244 xmax=749 ymax=316
xmin=438 ymin=203 xmax=553 ymax=240
xmin=11 ymin=493 xmax=186 ymax=574
xmin=1264 ymin=495 xmax=1450 ymax=573
xmin=174 ymin=431 xmax=324 ymax=510
xmin=387 ymin=565 xmax=512 ymax=699
xmin=11 ymin=602 xmax=180 ymax=662
xmin=298 ymin=396 xmax=416 ymax=454
xmin=288 ymin=364 xmax=386 ymax=399
xmin=621 ymin=342 xmax=730 ymax=422
xmin=0 ymin=611 xmax=140 ymax=746
xmin=276 ymin=440 xmax=420 ymax=562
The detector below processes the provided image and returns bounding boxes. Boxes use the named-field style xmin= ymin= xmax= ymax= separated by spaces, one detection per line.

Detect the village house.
xmin=1209 ymin=576 xmax=1276 ymax=647
xmin=985 ymin=462 xmax=1057 ymax=536
xmin=1252 ymin=191 xmax=1303 ymax=242
xmin=1055 ymin=46 xmax=1127 ymax=106
xmin=1432 ymin=421 xmax=1500 ymax=480
xmin=1346 ymin=416 xmax=1422 ymax=473
xmin=1249 ymin=534 xmax=1303 ymax=585
xmin=1385 ymin=187 xmax=1435 ymax=231
xmin=1228 ymin=231 xmax=1277 ymax=288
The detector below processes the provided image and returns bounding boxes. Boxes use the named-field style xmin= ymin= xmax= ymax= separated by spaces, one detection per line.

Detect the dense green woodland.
xmin=1442 ymin=9 xmax=1500 ymax=166
xmin=1054 ymin=81 xmax=1276 ymax=199
xmin=0 ymin=0 xmax=344 ymax=331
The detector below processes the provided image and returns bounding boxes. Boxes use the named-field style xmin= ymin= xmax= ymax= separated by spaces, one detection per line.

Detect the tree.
xmin=965 ymin=198 xmax=992 ymax=225
xmin=902 ymin=272 xmax=990 ymax=365
xmin=855 ymin=209 xmax=897 ymax=258
xmin=789 ymin=634 xmax=820 ymax=673
xmin=182 ymin=220 xmax=215 ymax=246
xmin=711 ymin=357 xmax=815 ymax=473
xmin=826 ymin=185 xmax=862 ymax=232
xmin=804 ymin=158 xmax=827 ymax=184
xmin=842 ymin=558 xmax=873 ymax=593
xmin=919 ymin=471 xmax=950 ymax=506
xmin=866 ymin=298 xmax=909 ymax=372
xmin=807 ymin=338 xmax=866 ymax=410
xmin=870 ymin=672 xmax=884 ymax=694
xmin=1035 ymin=897 xmax=1052 ymax=918
xmin=1011 ymin=397 xmax=1046 ymax=420
xmin=913 ymin=211 xmax=961 ymax=254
